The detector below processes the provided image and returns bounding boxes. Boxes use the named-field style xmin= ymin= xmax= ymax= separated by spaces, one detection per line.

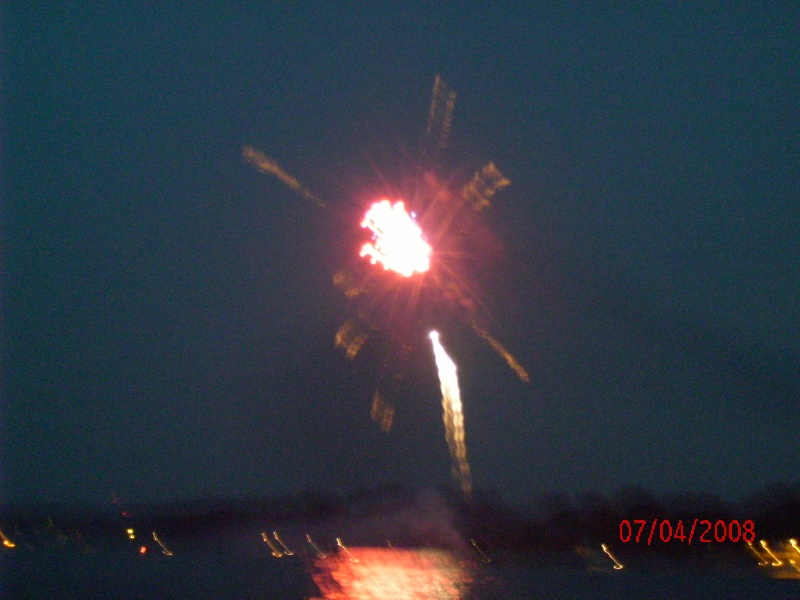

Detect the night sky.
xmin=3 ymin=5 xmax=798 ymax=507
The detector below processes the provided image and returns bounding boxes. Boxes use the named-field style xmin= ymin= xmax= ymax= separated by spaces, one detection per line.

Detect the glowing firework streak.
xmin=360 ymin=200 xmax=431 ymax=277
xmin=471 ymin=322 xmax=530 ymax=383
xmin=370 ymin=390 xmax=395 ymax=432
xmin=460 ymin=162 xmax=511 ymax=212
xmin=422 ymin=74 xmax=456 ymax=162
xmin=242 ymin=145 xmax=325 ymax=208
xmin=429 ymin=330 xmax=472 ymax=496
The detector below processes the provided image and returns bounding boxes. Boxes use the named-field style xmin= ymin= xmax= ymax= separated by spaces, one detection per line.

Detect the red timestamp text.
xmin=619 ymin=519 xmax=755 ymax=545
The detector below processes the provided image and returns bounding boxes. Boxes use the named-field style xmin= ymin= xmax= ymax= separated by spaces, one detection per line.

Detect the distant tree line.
xmin=3 ymin=482 xmax=799 ymax=556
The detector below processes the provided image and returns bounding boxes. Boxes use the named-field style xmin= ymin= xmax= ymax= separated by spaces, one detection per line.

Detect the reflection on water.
xmin=310 ymin=547 xmax=473 ymax=599
xmin=761 ymin=540 xmax=800 ymax=579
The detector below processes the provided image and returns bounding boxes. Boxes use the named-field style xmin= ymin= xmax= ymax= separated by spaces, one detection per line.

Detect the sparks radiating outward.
xmin=330 ymin=76 xmax=528 ymax=429
xmin=245 ymin=75 xmax=528 ymax=493
xmin=429 ymin=330 xmax=472 ymax=496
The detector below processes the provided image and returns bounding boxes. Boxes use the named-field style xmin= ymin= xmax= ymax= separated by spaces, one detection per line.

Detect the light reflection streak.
xmin=601 ymin=543 xmax=624 ymax=570
xmin=470 ymin=539 xmax=491 ymax=563
xmin=308 ymin=534 xmax=327 ymax=558
xmin=152 ymin=531 xmax=173 ymax=556
xmin=760 ymin=540 xmax=783 ymax=566
xmin=274 ymin=530 xmax=294 ymax=556
xmin=0 ymin=529 xmax=15 ymax=549
xmin=747 ymin=542 xmax=769 ymax=566
xmin=336 ymin=537 xmax=359 ymax=563
xmin=261 ymin=532 xmax=283 ymax=557
xmin=311 ymin=547 xmax=471 ymax=599
xmin=758 ymin=539 xmax=800 ymax=579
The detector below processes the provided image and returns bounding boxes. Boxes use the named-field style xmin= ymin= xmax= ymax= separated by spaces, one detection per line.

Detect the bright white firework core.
xmin=360 ymin=200 xmax=431 ymax=277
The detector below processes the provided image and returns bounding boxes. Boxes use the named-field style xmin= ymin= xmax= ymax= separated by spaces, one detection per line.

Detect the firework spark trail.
xmin=423 ymin=74 xmax=457 ymax=160
xmin=429 ymin=330 xmax=472 ymax=497
xmin=242 ymin=146 xmax=325 ymax=208
xmin=370 ymin=390 xmax=395 ymax=432
xmin=460 ymin=162 xmax=511 ymax=212
xmin=471 ymin=322 xmax=530 ymax=383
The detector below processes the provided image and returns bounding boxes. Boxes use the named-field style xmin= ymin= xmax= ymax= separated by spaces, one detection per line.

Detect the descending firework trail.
xmin=242 ymin=146 xmax=325 ymax=208
xmin=429 ymin=331 xmax=472 ymax=496
xmin=471 ymin=322 xmax=529 ymax=383
xmin=421 ymin=74 xmax=456 ymax=163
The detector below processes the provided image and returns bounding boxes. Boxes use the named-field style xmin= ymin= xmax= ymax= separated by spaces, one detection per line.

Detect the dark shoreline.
xmin=3 ymin=482 xmax=799 ymax=564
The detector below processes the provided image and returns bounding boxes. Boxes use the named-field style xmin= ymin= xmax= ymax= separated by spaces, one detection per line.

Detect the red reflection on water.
xmin=310 ymin=547 xmax=472 ymax=599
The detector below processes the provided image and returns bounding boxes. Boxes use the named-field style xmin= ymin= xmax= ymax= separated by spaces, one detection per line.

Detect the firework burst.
xmin=244 ymin=75 xmax=528 ymax=490
xmin=329 ymin=77 xmax=528 ymax=415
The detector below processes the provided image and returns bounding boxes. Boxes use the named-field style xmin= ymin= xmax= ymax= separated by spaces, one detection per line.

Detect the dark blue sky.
xmin=2 ymin=4 xmax=798 ymax=506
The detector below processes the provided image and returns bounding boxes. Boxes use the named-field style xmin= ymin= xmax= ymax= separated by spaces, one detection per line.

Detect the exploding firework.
xmin=359 ymin=199 xmax=431 ymax=277
xmin=244 ymin=75 xmax=528 ymax=491
xmin=335 ymin=77 xmax=525 ymax=396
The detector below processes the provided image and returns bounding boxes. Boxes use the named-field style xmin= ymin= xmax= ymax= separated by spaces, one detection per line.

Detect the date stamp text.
xmin=619 ymin=519 xmax=755 ymax=545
